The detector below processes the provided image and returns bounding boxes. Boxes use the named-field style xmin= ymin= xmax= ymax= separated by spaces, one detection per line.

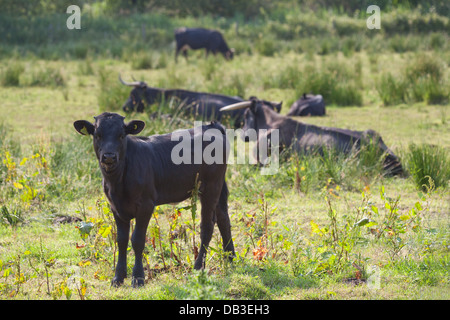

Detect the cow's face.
xmin=122 ymin=81 xmax=160 ymax=113
xmin=265 ymin=100 xmax=282 ymax=113
xmin=241 ymin=103 xmax=258 ymax=142
xmin=122 ymin=84 xmax=148 ymax=112
xmin=241 ymin=99 xmax=281 ymax=142
xmin=226 ymin=48 xmax=235 ymax=60
xmin=74 ymin=113 xmax=145 ymax=174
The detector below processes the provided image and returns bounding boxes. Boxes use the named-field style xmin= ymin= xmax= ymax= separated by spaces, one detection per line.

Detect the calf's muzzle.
xmin=100 ymin=153 xmax=119 ymax=172
xmin=102 ymin=153 xmax=117 ymax=164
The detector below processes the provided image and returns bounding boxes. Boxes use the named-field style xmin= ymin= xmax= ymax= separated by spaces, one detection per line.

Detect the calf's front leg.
xmin=131 ymin=205 xmax=153 ymax=287
xmin=111 ymin=217 xmax=130 ymax=287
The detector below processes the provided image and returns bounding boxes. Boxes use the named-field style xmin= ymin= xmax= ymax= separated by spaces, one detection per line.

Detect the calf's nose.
xmin=102 ymin=153 xmax=117 ymax=164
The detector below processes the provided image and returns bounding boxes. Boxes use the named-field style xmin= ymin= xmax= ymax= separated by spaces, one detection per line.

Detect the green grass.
xmin=0 ymin=7 xmax=449 ymax=300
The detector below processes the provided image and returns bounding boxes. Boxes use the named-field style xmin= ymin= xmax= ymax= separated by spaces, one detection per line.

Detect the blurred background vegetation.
xmin=0 ymin=0 xmax=448 ymax=60
xmin=1 ymin=0 xmax=449 ymax=17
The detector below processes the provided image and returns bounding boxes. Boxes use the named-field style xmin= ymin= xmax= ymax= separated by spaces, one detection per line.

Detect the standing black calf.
xmin=73 ymin=112 xmax=235 ymax=287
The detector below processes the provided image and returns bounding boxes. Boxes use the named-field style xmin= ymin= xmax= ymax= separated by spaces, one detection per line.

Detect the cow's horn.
xmin=118 ymin=74 xmax=141 ymax=86
xmin=220 ymin=101 xmax=252 ymax=111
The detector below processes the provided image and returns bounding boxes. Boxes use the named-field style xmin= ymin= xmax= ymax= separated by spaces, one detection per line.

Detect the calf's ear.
xmin=74 ymin=120 xmax=95 ymax=136
xmin=125 ymin=120 xmax=145 ymax=135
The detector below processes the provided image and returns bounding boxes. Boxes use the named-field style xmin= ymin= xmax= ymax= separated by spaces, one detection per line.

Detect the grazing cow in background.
xmin=221 ymin=98 xmax=403 ymax=175
xmin=287 ymin=93 xmax=326 ymax=117
xmin=119 ymin=75 xmax=282 ymax=128
xmin=73 ymin=113 xmax=235 ymax=287
xmin=175 ymin=27 xmax=234 ymax=62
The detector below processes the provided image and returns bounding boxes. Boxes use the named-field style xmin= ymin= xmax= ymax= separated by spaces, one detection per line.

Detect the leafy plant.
xmin=73 ymin=197 xmax=117 ymax=277
xmin=359 ymin=186 xmax=428 ymax=261
xmin=293 ymin=184 xmax=430 ymax=279
xmin=318 ymin=147 xmax=350 ymax=186
xmin=148 ymin=206 xmax=167 ymax=268
xmin=307 ymin=193 xmax=364 ymax=275
xmin=1 ymin=149 xmax=48 ymax=207
xmin=184 ymin=270 xmax=225 ymax=300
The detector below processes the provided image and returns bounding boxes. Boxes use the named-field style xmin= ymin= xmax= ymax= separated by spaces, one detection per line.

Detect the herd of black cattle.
xmin=74 ymin=27 xmax=403 ymax=287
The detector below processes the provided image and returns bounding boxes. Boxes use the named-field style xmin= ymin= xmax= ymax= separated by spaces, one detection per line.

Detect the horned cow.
xmin=120 ymin=75 xmax=282 ymax=128
xmin=221 ymin=98 xmax=403 ymax=175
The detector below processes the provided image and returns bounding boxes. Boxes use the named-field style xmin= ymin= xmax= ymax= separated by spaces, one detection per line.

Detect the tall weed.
xmin=131 ymin=51 xmax=154 ymax=70
xmin=1 ymin=62 xmax=24 ymax=87
xmin=256 ymin=37 xmax=277 ymax=57
xmin=49 ymin=135 xmax=102 ymax=200
xmin=376 ymin=72 xmax=408 ymax=106
xmin=77 ymin=58 xmax=95 ymax=76
xmin=282 ymin=142 xmax=387 ymax=195
xmin=266 ymin=59 xmax=363 ymax=106
xmin=28 ymin=67 xmax=66 ymax=87
xmin=405 ymin=143 xmax=450 ymax=191
xmin=378 ymin=54 xmax=449 ymax=106
xmin=97 ymin=67 xmax=130 ymax=112
xmin=303 ymin=60 xmax=363 ymax=106
xmin=405 ymin=54 xmax=449 ymax=105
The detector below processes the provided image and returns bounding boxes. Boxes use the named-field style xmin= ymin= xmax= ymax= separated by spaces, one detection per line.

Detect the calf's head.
xmin=74 ymin=113 xmax=145 ymax=173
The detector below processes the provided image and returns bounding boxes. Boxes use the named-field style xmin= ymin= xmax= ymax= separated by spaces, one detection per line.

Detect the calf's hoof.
xmin=193 ymin=258 xmax=205 ymax=270
xmin=111 ymin=277 xmax=124 ymax=288
xmin=132 ymin=277 xmax=145 ymax=288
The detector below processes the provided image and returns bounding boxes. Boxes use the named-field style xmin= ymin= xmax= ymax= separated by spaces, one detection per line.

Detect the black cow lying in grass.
xmin=221 ymin=98 xmax=403 ymax=175
xmin=287 ymin=93 xmax=326 ymax=117
xmin=120 ymin=75 xmax=282 ymax=128
xmin=73 ymin=112 xmax=235 ymax=287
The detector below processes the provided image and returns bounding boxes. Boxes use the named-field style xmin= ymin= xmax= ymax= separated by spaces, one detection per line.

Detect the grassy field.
xmin=0 ymin=6 xmax=449 ymax=301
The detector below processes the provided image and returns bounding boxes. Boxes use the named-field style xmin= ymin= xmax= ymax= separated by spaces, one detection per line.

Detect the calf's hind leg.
xmin=215 ymin=182 xmax=235 ymax=261
xmin=193 ymin=181 xmax=235 ymax=270
xmin=194 ymin=183 xmax=222 ymax=270
xmin=194 ymin=202 xmax=215 ymax=270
